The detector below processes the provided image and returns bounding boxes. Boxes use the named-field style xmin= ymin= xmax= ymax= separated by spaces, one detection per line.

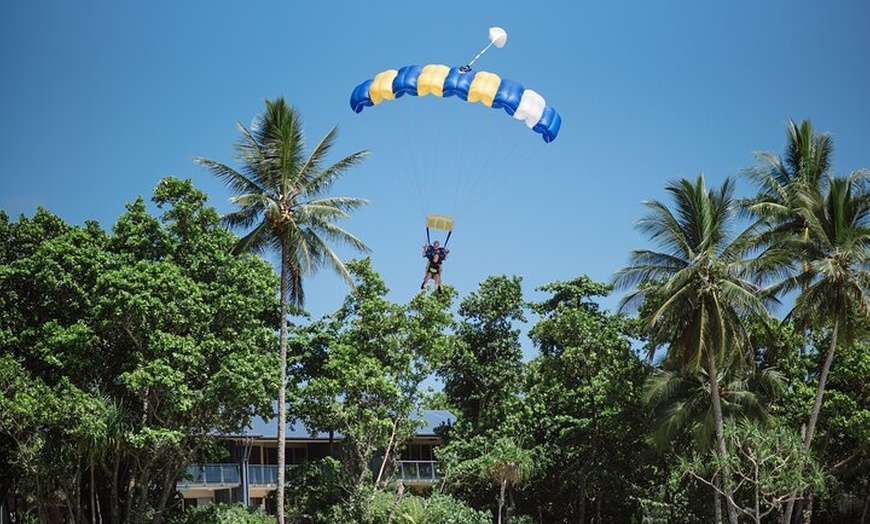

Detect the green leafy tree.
xmin=0 ymin=179 xmax=282 ymax=524
xmin=805 ymin=336 xmax=870 ymax=523
xmin=766 ymin=172 xmax=870 ymax=448
xmin=613 ymin=176 xmax=773 ymax=524
xmin=432 ymin=276 xmax=526 ymax=519
xmin=741 ymin=119 xmax=845 ymax=524
xmin=644 ymin=365 xmax=788 ymax=521
xmin=644 ymin=366 xmax=784 ymax=450
xmin=438 ymin=275 xmax=526 ymax=434
xmin=280 ymin=457 xmax=343 ymax=523
xmin=167 ymin=503 xmax=275 ymax=524
xmin=195 ymin=98 xmax=369 ymax=524
xmin=679 ymin=420 xmax=823 ymax=524
xmin=394 ymin=492 xmax=492 ymax=524
xmin=521 ymin=276 xmax=650 ymax=523
xmin=289 ymin=259 xmax=454 ymax=503
xmin=482 ymin=437 xmax=535 ymax=524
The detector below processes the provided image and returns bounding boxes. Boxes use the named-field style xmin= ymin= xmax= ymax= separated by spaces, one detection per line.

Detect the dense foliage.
xmin=1 ymin=179 xmax=281 ymax=524
xmin=167 ymin=504 xmax=275 ymax=524
xmin=2 ymin=119 xmax=868 ymax=524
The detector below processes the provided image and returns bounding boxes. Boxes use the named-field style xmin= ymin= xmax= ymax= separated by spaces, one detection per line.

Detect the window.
xmin=401 ymin=444 xmax=434 ymax=461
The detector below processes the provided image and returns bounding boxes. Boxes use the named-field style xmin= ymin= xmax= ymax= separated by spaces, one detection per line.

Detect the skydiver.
xmin=421 ymin=241 xmax=449 ymax=291
xmin=421 ymin=250 xmax=445 ymax=292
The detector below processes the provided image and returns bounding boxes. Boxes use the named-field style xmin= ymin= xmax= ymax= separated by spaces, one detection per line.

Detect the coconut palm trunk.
xmin=707 ymin=349 xmax=739 ymax=524
xmin=275 ymin=247 xmax=290 ymax=522
xmin=803 ymin=315 xmax=838 ymax=452
xmin=782 ymin=315 xmax=841 ymax=524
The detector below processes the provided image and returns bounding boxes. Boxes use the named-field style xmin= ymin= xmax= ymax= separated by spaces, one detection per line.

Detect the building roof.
xmin=230 ymin=409 xmax=455 ymax=440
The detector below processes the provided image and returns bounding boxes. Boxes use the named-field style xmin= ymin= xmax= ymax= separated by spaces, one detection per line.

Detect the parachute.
xmin=348 ymin=27 xmax=561 ymax=254
xmin=425 ymin=214 xmax=454 ymax=250
xmin=350 ymin=64 xmax=562 ymax=143
xmin=426 ymin=214 xmax=454 ymax=232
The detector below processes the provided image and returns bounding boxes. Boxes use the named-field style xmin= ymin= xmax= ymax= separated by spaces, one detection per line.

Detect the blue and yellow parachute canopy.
xmin=350 ymin=64 xmax=561 ymax=143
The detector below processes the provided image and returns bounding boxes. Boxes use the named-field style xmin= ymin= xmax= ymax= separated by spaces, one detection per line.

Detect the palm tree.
xmin=765 ymin=171 xmax=870 ymax=437
xmin=744 ymin=120 xmax=869 ymax=522
xmin=613 ymin=175 xmax=773 ymax=524
xmin=770 ymin=173 xmax=870 ymax=522
xmin=741 ymin=119 xmax=835 ymax=524
xmin=195 ymin=97 xmax=369 ymax=523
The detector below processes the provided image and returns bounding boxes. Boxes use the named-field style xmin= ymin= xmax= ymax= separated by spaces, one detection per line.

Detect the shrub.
xmin=168 ymin=504 xmax=275 ymax=524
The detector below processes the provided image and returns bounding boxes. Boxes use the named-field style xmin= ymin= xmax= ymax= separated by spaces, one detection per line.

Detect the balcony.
xmin=176 ymin=464 xmax=240 ymax=489
xmin=177 ymin=464 xmax=279 ymax=489
xmin=396 ymin=460 xmax=439 ymax=484
xmin=177 ymin=461 xmax=440 ymax=491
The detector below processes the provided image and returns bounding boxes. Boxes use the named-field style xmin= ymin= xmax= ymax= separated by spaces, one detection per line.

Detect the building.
xmin=176 ymin=410 xmax=454 ymax=509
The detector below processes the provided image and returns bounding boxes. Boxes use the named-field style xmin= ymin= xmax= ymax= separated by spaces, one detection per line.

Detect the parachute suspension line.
xmin=425 ymin=226 xmax=452 ymax=249
xmin=441 ymin=26 xmax=511 ymax=220
xmin=450 ymin=122 xmax=546 ymax=222
xmin=447 ymin=115 xmax=477 ymax=218
xmin=460 ymin=41 xmax=495 ymax=72
xmin=444 ymin=102 xmax=512 ymax=223
xmin=395 ymin=97 xmax=439 ymax=217
xmin=461 ymin=26 xmax=508 ymax=72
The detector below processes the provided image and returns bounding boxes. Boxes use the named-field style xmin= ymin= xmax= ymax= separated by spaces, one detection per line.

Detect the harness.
xmin=424 ymin=246 xmax=448 ymax=260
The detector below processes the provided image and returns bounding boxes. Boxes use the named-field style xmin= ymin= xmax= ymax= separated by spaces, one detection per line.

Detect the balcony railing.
xmin=396 ymin=460 xmax=439 ymax=484
xmin=177 ymin=464 xmax=240 ymax=488
xmin=248 ymin=464 xmax=278 ymax=486
xmin=177 ymin=461 xmax=440 ymax=490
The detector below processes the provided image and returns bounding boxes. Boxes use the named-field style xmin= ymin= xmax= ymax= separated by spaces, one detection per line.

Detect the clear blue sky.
xmin=2 ymin=1 xmax=869 ymax=329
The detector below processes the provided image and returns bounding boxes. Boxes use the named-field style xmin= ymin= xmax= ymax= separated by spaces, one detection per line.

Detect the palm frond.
xmin=232 ymin=221 xmax=272 ymax=256
xmin=193 ymin=157 xmax=264 ymax=198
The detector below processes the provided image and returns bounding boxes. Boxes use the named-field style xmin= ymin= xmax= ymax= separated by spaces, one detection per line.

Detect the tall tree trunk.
xmin=36 ymin=474 xmax=48 ymax=524
xmin=783 ymin=317 xmax=840 ymax=524
xmin=791 ymin=498 xmax=806 ymax=524
xmin=576 ymin=475 xmax=587 ymax=524
xmin=375 ymin=417 xmax=402 ymax=486
xmin=124 ymin=472 xmax=136 ymax=524
xmin=803 ymin=317 xmax=838 ymax=452
xmin=276 ymin=249 xmax=289 ymax=524
xmin=713 ymin=473 xmax=722 ymax=524
xmin=706 ymin=350 xmax=739 ymax=524
xmin=132 ymin=464 xmax=151 ymax=524
xmin=151 ymin=462 xmax=178 ymax=524
xmin=498 ymin=480 xmax=506 ymax=524
xmin=111 ymin=459 xmax=121 ymax=524
xmin=102 ymin=456 xmax=121 ymax=524
xmin=800 ymin=494 xmax=813 ymax=524
xmin=91 ymin=462 xmax=99 ymax=524
xmin=71 ymin=470 xmax=81 ymax=524
xmin=860 ymin=488 xmax=869 ymax=524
